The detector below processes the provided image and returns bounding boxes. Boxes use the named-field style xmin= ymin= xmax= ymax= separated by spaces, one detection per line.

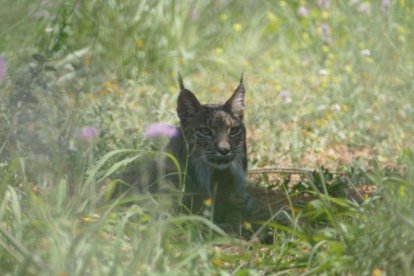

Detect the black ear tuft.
xmin=225 ymin=75 xmax=246 ymax=120
xmin=178 ymin=73 xmax=185 ymax=90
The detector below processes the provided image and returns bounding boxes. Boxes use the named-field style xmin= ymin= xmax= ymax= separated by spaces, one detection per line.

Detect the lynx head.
xmin=176 ymin=74 xmax=246 ymax=169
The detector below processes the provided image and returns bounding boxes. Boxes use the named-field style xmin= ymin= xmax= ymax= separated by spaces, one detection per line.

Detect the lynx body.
xmin=165 ymin=75 xmax=249 ymax=225
xmin=120 ymin=75 xmax=262 ymax=231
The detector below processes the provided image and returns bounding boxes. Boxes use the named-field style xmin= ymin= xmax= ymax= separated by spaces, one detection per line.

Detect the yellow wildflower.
xmin=105 ymin=81 xmax=113 ymax=89
xmin=324 ymin=111 xmax=332 ymax=121
xmin=321 ymin=45 xmax=330 ymax=53
xmin=399 ymin=185 xmax=406 ymax=197
xmin=292 ymin=207 xmax=301 ymax=214
xmin=233 ymin=23 xmax=242 ymax=32
xmin=365 ymin=57 xmax=374 ymax=64
xmin=82 ymin=216 xmax=93 ymax=224
xmin=136 ymin=39 xmax=145 ymax=49
xmin=344 ymin=65 xmax=353 ymax=73
xmin=267 ymin=11 xmax=277 ymax=22
xmin=203 ymin=197 xmax=212 ymax=207
xmin=274 ymin=82 xmax=282 ymax=92
xmin=243 ymin=221 xmax=252 ymax=230
xmin=212 ymin=257 xmax=222 ymax=267
xmin=320 ymin=75 xmax=330 ymax=88
xmin=371 ymin=268 xmax=382 ymax=276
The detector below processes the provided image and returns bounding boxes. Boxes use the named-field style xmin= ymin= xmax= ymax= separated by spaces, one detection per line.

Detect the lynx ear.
xmin=225 ymin=74 xmax=245 ymax=120
xmin=177 ymin=74 xmax=200 ymax=123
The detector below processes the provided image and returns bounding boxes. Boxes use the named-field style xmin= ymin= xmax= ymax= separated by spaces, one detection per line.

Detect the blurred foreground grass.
xmin=1 ymin=0 xmax=414 ymax=274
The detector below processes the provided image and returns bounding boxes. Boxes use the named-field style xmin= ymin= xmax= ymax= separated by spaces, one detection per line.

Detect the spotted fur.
xmin=164 ymin=75 xmax=249 ymax=228
xmin=120 ymin=75 xmax=263 ymax=233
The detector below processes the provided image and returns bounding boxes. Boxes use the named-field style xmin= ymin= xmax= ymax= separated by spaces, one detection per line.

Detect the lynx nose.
xmin=217 ymin=141 xmax=231 ymax=156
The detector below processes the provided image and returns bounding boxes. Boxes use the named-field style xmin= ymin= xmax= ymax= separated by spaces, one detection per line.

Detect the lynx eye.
xmin=229 ymin=126 xmax=242 ymax=136
xmin=197 ymin=127 xmax=213 ymax=137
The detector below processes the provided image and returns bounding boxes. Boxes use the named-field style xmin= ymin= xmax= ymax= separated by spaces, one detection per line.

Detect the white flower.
xmin=361 ymin=49 xmax=371 ymax=56
xmin=319 ymin=69 xmax=329 ymax=76
xmin=298 ymin=6 xmax=309 ymax=17
xmin=332 ymin=103 xmax=341 ymax=112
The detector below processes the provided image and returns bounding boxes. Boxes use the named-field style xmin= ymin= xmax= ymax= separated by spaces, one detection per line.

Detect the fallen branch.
xmin=248 ymin=167 xmax=314 ymax=175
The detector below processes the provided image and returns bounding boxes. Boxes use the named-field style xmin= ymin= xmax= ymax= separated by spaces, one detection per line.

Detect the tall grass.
xmin=1 ymin=0 xmax=414 ymax=274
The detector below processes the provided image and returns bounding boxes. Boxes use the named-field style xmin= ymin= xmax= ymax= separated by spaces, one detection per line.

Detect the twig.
xmin=0 ymin=132 xmax=11 ymax=156
xmin=248 ymin=167 xmax=314 ymax=175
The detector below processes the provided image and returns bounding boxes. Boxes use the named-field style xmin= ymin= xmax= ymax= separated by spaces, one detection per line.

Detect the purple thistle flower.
xmin=0 ymin=57 xmax=7 ymax=81
xmin=279 ymin=90 xmax=292 ymax=103
xmin=79 ymin=126 xmax=100 ymax=142
xmin=358 ymin=2 xmax=371 ymax=15
xmin=321 ymin=23 xmax=331 ymax=36
xmin=279 ymin=89 xmax=290 ymax=98
xmin=318 ymin=0 xmax=330 ymax=9
xmin=320 ymin=23 xmax=332 ymax=43
xmin=298 ymin=6 xmax=309 ymax=17
xmin=191 ymin=7 xmax=200 ymax=21
xmin=145 ymin=123 xmax=179 ymax=138
xmin=382 ymin=0 xmax=391 ymax=10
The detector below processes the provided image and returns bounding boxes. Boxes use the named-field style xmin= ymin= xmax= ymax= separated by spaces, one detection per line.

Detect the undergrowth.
xmin=1 ymin=0 xmax=413 ymax=275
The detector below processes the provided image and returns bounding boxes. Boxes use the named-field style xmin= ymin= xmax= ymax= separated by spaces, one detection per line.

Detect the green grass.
xmin=1 ymin=0 xmax=414 ymax=274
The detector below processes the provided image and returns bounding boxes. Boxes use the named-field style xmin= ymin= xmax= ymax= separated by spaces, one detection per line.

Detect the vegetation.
xmin=1 ymin=0 xmax=413 ymax=274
